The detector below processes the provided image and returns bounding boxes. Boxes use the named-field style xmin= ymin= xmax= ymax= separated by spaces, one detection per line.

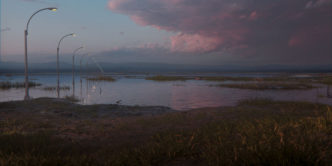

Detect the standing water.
xmin=0 ymin=73 xmax=331 ymax=110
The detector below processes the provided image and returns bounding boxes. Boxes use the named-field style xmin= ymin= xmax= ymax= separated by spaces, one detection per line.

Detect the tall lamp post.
xmin=72 ymin=46 xmax=84 ymax=96
xmin=24 ymin=7 xmax=57 ymax=100
xmin=57 ymin=33 xmax=76 ymax=98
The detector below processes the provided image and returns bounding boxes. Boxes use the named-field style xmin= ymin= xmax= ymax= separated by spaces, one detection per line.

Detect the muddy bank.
xmin=0 ymin=98 xmax=175 ymax=118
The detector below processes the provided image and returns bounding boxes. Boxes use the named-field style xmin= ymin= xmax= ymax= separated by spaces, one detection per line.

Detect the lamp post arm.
xmin=26 ymin=7 xmax=57 ymax=33
xmin=57 ymin=33 xmax=74 ymax=49
xmin=73 ymin=47 xmax=84 ymax=58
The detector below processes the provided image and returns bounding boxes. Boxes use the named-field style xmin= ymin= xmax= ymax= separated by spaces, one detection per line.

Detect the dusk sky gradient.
xmin=0 ymin=0 xmax=331 ymax=66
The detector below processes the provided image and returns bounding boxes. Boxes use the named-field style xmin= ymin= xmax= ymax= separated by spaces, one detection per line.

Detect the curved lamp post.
xmin=56 ymin=33 xmax=76 ymax=98
xmin=72 ymin=46 xmax=84 ymax=96
xmin=24 ymin=7 xmax=57 ymax=100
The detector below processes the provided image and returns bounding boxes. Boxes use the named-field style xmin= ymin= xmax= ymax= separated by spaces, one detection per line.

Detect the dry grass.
xmin=0 ymin=98 xmax=331 ymax=165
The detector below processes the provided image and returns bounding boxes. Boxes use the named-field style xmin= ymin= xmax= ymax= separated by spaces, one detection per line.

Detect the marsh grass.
xmin=201 ymin=76 xmax=255 ymax=82
xmin=145 ymin=75 xmax=332 ymax=87
xmin=0 ymin=81 xmax=41 ymax=90
xmin=217 ymin=82 xmax=315 ymax=90
xmin=205 ymin=75 xmax=332 ymax=86
xmin=87 ymin=76 xmax=116 ymax=82
xmin=199 ymin=76 xmax=304 ymax=82
xmin=146 ymin=75 xmax=190 ymax=81
xmin=42 ymin=86 xmax=70 ymax=91
xmin=317 ymin=76 xmax=332 ymax=85
xmin=0 ymin=99 xmax=331 ymax=165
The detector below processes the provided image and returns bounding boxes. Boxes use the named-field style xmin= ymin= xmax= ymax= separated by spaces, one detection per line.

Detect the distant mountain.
xmin=1 ymin=61 xmax=332 ymax=73
xmin=0 ymin=61 xmax=72 ymax=73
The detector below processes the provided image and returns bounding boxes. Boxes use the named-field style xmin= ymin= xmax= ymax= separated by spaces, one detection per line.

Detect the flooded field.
xmin=0 ymin=73 xmax=331 ymax=110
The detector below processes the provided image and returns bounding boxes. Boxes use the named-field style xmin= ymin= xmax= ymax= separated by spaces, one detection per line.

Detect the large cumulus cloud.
xmin=108 ymin=0 xmax=332 ymax=60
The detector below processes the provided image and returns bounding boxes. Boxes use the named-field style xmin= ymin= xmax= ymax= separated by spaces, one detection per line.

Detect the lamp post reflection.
xmin=79 ymin=53 xmax=88 ymax=101
xmin=72 ymin=46 xmax=84 ymax=97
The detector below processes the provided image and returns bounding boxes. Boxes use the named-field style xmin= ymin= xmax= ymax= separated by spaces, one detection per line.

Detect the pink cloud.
xmin=249 ymin=11 xmax=258 ymax=21
xmin=289 ymin=25 xmax=331 ymax=47
xmin=306 ymin=0 xmax=332 ymax=9
xmin=171 ymin=34 xmax=222 ymax=53
xmin=108 ymin=0 xmax=332 ymax=58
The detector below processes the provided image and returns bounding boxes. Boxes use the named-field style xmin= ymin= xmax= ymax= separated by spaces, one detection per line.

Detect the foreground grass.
xmin=217 ymin=82 xmax=315 ymax=90
xmin=87 ymin=76 xmax=116 ymax=82
xmin=0 ymin=98 xmax=331 ymax=165
xmin=0 ymin=81 xmax=41 ymax=90
xmin=146 ymin=75 xmax=190 ymax=81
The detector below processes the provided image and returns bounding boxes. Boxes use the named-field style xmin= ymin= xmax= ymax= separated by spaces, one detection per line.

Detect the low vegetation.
xmin=217 ymin=82 xmax=315 ymax=90
xmin=42 ymin=86 xmax=70 ymax=91
xmin=143 ymin=75 xmax=332 ymax=88
xmin=87 ymin=76 xmax=116 ymax=82
xmin=200 ymin=76 xmax=256 ymax=82
xmin=146 ymin=75 xmax=190 ymax=81
xmin=317 ymin=76 xmax=332 ymax=85
xmin=0 ymin=81 xmax=41 ymax=90
xmin=0 ymin=98 xmax=331 ymax=165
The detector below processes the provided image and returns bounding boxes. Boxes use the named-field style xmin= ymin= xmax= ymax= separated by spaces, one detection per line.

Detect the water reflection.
xmin=327 ymin=85 xmax=331 ymax=98
xmin=0 ymin=74 xmax=331 ymax=110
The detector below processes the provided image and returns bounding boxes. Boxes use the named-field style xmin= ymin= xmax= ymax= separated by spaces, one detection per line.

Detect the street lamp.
xmin=56 ymin=33 xmax=76 ymax=98
xmin=72 ymin=46 xmax=84 ymax=96
xmin=24 ymin=7 xmax=57 ymax=100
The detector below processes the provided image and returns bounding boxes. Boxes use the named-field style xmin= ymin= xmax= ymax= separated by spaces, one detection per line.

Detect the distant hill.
xmin=1 ymin=61 xmax=332 ymax=73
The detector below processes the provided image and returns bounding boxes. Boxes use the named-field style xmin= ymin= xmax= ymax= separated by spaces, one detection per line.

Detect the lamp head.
xmin=72 ymin=33 xmax=76 ymax=37
xmin=48 ymin=7 xmax=57 ymax=11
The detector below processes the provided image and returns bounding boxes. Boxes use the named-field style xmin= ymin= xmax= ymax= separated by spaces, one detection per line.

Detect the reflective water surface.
xmin=0 ymin=73 xmax=331 ymax=110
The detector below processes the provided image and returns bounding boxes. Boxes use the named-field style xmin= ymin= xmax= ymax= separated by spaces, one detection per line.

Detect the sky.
xmin=0 ymin=0 xmax=331 ymax=66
